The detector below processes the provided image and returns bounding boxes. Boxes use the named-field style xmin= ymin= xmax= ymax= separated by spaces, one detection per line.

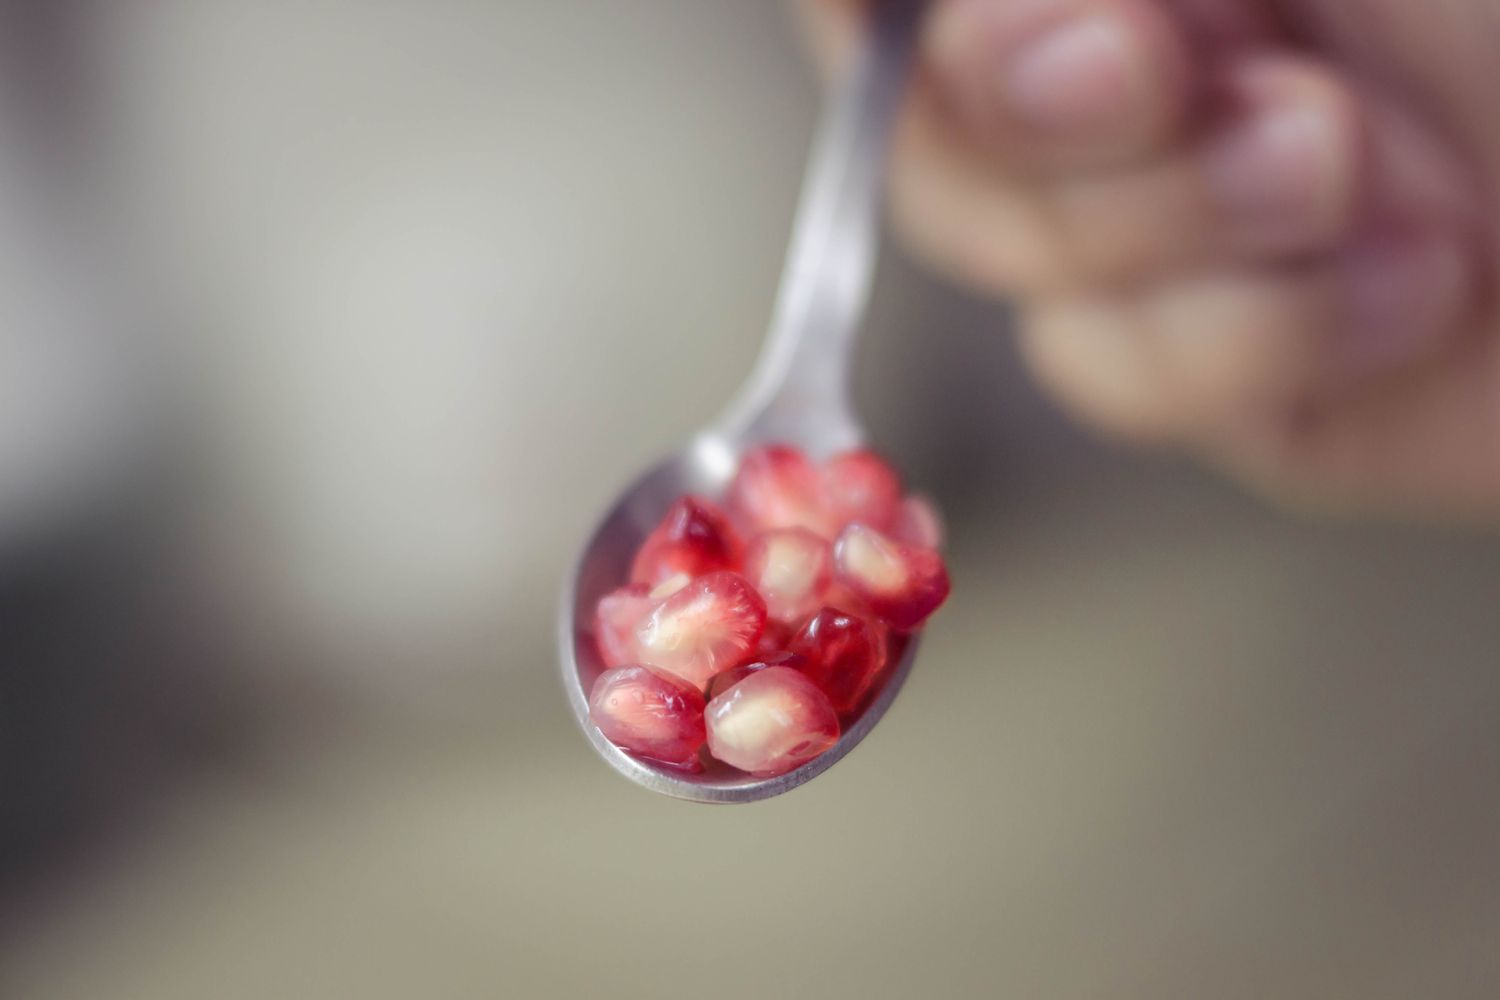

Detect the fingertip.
xmin=925 ymin=0 xmax=1194 ymax=169
xmin=1197 ymin=53 xmax=1363 ymax=256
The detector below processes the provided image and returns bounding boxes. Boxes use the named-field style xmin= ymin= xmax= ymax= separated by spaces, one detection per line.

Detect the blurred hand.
xmin=801 ymin=0 xmax=1500 ymax=518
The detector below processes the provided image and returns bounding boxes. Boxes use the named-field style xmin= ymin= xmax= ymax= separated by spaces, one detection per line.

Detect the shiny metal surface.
xmin=557 ymin=0 xmax=924 ymax=803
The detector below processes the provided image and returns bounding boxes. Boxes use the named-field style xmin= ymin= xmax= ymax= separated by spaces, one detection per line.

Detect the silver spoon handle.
xmin=715 ymin=0 xmax=924 ymax=449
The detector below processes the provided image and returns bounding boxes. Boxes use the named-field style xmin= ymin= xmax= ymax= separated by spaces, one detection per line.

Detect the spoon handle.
xmin=714 ymin=0 xmax=924 ymax=451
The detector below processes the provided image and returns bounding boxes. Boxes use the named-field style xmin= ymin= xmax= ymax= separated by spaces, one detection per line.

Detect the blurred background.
xmin=2 ymin=1 xmax=1499 ymax=997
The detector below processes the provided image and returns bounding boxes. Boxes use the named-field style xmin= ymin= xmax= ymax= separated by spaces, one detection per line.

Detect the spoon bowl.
xmin=558 ymin=0 xmax=927 ymax=803
xmin=558 ymin=433 xmax=922 ymax=803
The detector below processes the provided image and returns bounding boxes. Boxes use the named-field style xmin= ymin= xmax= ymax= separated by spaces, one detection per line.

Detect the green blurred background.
xmin=2 ymin=2 xmax=1498 ymax=997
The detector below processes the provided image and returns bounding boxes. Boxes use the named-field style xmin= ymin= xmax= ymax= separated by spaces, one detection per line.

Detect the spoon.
xmin=558 ymin=0 xmax=926 ymax=803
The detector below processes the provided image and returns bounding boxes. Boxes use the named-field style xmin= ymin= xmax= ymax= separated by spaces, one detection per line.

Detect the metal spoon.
xmin=558 ymin=0 xmax=925 ymax=803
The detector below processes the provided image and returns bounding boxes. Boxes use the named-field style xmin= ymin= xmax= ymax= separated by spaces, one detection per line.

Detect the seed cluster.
xmin=588 ymin=444 xmax=950 ymax=777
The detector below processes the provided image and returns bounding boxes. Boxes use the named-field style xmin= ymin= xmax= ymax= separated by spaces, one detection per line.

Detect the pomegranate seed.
xmin=648 ymin=572 xmax=691 ymax=601
xmin=821 ymin=450 xmax=902 ymax=532
xmin=705 ymin=666 xmax=753 ymax=702
xmin=583 ymin=443 xmax=951 ymax=780
xmin=594 ymin=584 xmax=654 ymax=667
xmin=704 ymin=666 xmax=839 ymax=776
xmin=727 ymin=444 xmax=834 ymax=537
xmin=629 ymin=496 xmax=743 ymax=588
xmin=891 ymin=494 xmax=945 ymax=551
xmin=788 ymin=607 xmax=888 ymax=714
xmin=589 ymin=665 xmax=707 ymax=768
xmin=755 ymin=617 xmax=798 ymax=656
xmin=704 ymin=651 xmax=806 ymax=701
xmin=634 ymin=571 xmax=767 ymax=689
xmin=743 ymin=528 xmax=833 ymax=624
xmin=833 ymin=523 xmax=951 ymax=631
xmin=886 ymin=630 xmax=911 ymax=677
xmin=822 ymin=581 xmax=875 ymax=619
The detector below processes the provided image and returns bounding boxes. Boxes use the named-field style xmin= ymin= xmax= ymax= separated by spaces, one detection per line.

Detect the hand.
xmin=801 ymin=0 xmax=1499 ymax=519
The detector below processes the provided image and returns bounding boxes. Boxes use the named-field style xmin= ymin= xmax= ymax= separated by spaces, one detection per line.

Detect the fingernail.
xmin=1336 ymin=231 xmax=1472 ymax=375
xmin=1201 ymin=98 xmax=1345 ymax=251
xmin=1003 ymin=13 xmax=1150 ymax=139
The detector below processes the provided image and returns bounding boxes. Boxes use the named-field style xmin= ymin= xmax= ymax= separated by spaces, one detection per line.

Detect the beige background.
xmin=2 ymin=2 xmax=1499 ymax=997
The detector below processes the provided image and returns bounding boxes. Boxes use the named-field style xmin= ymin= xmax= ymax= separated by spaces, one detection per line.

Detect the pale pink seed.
xmin=634 ymin=571 xmax=767 ymax=689
xmin=704 ymin=666 xmax=840 ymax=776
xmin=629 ymin=495 xmax=743 ymax=588
xmin=704 ymin=651 xmax=807 ymax=701
xmin=648 ymin=572 xmax=691 ymax=601
xmin=891 ymin=494 xmax=945 ymax=550
xmin=589 ymin=665 xmax=707 ymax=768
xmin=594 ymin=584 xmax=654 ymax=667
xmin=821 ymin=449 xmax=902 ymax=532
xmin=743 ymin=528 xmax=833 ymax=624
xmin=832 ymin=523 xmax=951 ymax=632
xmin=727 ymin=444 xmax=835 ymax=537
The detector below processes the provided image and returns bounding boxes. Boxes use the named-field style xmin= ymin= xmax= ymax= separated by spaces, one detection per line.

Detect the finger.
xmin=1017 ymin=293 xmax=1183 ymax=444
xmin=1019 ymin=266 xmax=1335 ymax=445
xmin=1018 ymin=228 xmax=1478 ymax=446
xmin=890 ymin=53 xmax=1363 ymax=296
xmin=1329 ymin=227 xmax=1478 ymax=379
xmin=887 ymin=82 xmax=1072 ymax=296
xmin=799 ymin=0 xmax=1278 ymax=85
xmin=1055 ymin=53 xmax=1362 ymax=283
xmin=924 ymin=0 xmax=1194 ymax=171
xmin=1219 ymin=335 xmax=1500 ymax=519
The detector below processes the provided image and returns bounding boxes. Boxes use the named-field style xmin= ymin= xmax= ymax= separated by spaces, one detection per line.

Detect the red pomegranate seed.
xmin=704 ymin=666 xmax=839 ymax=776
xmin=705 ymin=666 xmax=753 ymax=702
xmin=743 ymin=528 xmax=833 ymax=624
xmin=788 ymin=607 xmax=888 ymax=714
xmin=833 ymin=523 xmax=951 ymax=631
xmin=822 ymin=580 xmax=875 ymax=619
xmin=586 ymin=444 xmax=952 ymax=780
xmin=704 ymin=651 xmax=806 ymax=700
xmin=594 ymin=584 xmax=654 ymax=668
xmin=589 ymin=665 xmax=707 ymax=769
xmin=629 ymin=496 xmax=743 ymax=587
xmin=726 ymin=444 xmax=834 ymax=537
xmin=634 ymin=571 xmax=767 ymax=689
xmin=821 ymin=449 xmax=902 ymax=532
xmin=891 ymin=494 xmax=945 ymax=550
xmin=755 ymin=617 xmax=798 ymax=656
